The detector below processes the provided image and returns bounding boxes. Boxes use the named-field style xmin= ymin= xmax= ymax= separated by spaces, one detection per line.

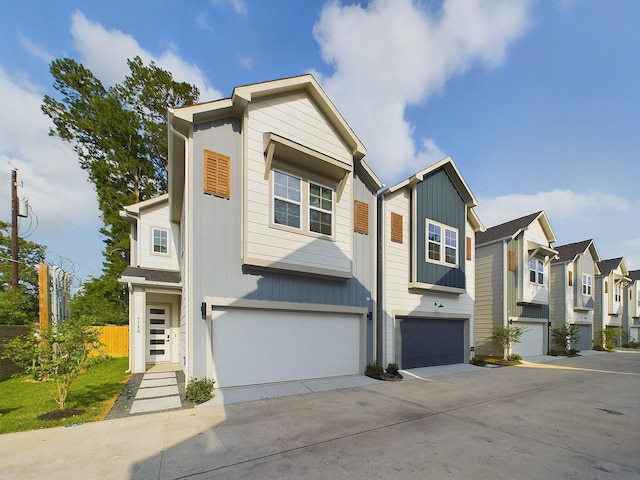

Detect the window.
xmin=273 ymin=171 xmax=301 ymax=229
xmin=615 ymin=283 xmax=622 ymax=303
xmin=529 ymin=258 xmax=544 ymax=284
xmin=309 ymin=182 xmax=333 ymax=235
xmin=272 ymin=170 xmax=334 ymax=237
xmin=426 ymin=220 xmax=457 ymax=266
xmin=390 ymin=213 xmax=403 ymax=243
xmin=153 ymin=229 xmax=168 ymax=254
xmin=568 ymin=270 xmax=573 ymax=286
xmin=203 ymin=150 xmax=230 ymax=199
xmin=582 ymin=273 xmax=592 ymax=296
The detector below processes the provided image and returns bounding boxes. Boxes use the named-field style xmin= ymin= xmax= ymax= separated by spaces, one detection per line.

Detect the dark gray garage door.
xmin=571 ymin=325 xmax=592 ymax=351
xmin=399 ymin=318 xmax=465 ymax=369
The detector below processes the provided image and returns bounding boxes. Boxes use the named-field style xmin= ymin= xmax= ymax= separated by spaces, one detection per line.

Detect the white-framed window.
xmin=529 ymin=258 xmax=544 ymax=284
xmin=273 ymin=171 xmax=301 ymax=229
xmin=582 ymin=273 xmax=592 ymax=295
xmin=152 ymin=228 xmax=168 ymax=254
xmin=309 ymin=182 xmax=333 ymax=235
xmin=272 ymin=169 xmax=334 ymax=237
xmin=615 ymin=283 xmax=622 ymax=303
xmin=426 ymin=220 xmax=457 ymax=266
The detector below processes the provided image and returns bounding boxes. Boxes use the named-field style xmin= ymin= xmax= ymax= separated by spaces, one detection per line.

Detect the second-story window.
xmin=153 ymin=228 xmax=168 ymax=254
xmin=529 ymin=258 xmax=544 ymax=284
xmin=582 ymin=273 xmax=592 ymax=295
xmin=615 ymin=283 xmax=622 ymax=303
xmin=309 ymin=182 xmax=333 ymax=235
xmin=273 ymin=171 xmax=301 ymax=229
xmin=426 ymin=220 xmax=457 ymax=266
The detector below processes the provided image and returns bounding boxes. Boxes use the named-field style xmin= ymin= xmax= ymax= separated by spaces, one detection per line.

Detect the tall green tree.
xmin=42 ymin=57 xmax=199 ymax=317
xmin=0 ymin=221 xmax=47 ymax=325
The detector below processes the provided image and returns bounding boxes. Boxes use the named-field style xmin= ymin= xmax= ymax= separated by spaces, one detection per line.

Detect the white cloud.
xmin=18 ymin=31 xmax=54 ymax=64
xmin=209 ymin=0 xmax=248 ymax=16
xmin=313 ymin=0 xmax=530 ymax=183
xmin=622 ymin=239 xmax=640 ymax=271
xmin=70 ymin=11 xmax=222 ymax=101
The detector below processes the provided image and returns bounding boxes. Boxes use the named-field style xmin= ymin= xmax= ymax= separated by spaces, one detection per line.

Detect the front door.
xmin=147 ymin=305 xmax=171 ymax=363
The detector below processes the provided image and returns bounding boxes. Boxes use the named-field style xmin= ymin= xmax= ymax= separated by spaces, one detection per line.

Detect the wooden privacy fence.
xmin=97 ymin=325 xmax=129 ymax=357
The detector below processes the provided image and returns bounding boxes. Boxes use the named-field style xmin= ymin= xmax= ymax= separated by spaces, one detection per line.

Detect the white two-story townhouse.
xmin=624 ymin=270 xmax=640 ymax=343
xmin=549 ymin=239 xmax=600 ymax=351
xmin=474 ymin=211 xmax=558 ymax=357
xmin=121 ymin=75 xmax=383 ymax=387
xmin=595 ymin=258 xmax=631 ymax=347
xmin=377 ymin=157 xmax=484 ymax=369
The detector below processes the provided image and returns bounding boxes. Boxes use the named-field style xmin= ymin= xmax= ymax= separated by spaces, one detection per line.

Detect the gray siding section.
xmin=474 ymin=241 xmax=504 ymax=356
xmin=414 ymin=168 xmax=466 ymax=288
xmin=549 ymin=263 xmax=566 ymax=327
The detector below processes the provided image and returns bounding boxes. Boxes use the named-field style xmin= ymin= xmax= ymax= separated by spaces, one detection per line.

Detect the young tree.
xmin=42 ymin=57 xmax=200 ymax=315
xmin=492 ymin=325 xmax=529 ymax=360
xmin=0 ymin=221 xmax=47 ymax=324
xmin=550 ymin=324 xmax=581 ymax=353
xmin=2 ymin=318 xmax=103 ymax=410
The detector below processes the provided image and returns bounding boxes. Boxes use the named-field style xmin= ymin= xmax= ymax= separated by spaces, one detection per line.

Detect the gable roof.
xmin=552 ymin=239 xmax=600 ymax=265
xmin=628 ymin=270 xmax=640 ymax=282
xmin=476 ymin=211 xmax=556 ymax=246
xmin=120 ymin=193 xmax=168 ymax=219
xmin=597 ymin=257 xmax=629 ymax=277
xmin=167 ymin=74 xmax=380 ymax=221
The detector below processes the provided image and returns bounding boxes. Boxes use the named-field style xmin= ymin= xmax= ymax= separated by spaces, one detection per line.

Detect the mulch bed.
xmin=37 ymin=409 xmax=86 ymax=421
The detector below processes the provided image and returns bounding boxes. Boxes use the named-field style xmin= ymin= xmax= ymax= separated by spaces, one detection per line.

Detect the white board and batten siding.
xmin=137 ymin=202 xmax=180 ymax=272
xmin=244 ymin=92 xmax=353 ymax=278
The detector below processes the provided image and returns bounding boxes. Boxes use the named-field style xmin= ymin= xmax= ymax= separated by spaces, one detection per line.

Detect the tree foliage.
xmin=492 ymin=325 xmax=529 ymax=360
xmin=2 ymin=318 xmax=103 ymax=410
xmin=550 ymin=324 xmax=581 ymax=353
xmin=0 ymin=221 xmax=47 ymax=324
xmin=42 ymin=57 xmax=199 ymax=320
xmin=70 ymin=276 xmax=128 ymax=326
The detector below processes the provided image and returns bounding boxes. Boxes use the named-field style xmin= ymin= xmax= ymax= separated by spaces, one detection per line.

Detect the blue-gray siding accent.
xmin=414 ymin=168 xmax=466 ymax=289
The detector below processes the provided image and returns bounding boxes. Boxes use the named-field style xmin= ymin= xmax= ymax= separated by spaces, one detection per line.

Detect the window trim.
xmin=614 ymin=282 xmax=622 ymax=303
xmin=273 ymin=170 xmax=302 ymax=230
xmin=270 ymin=168 xmax=335 ymax=239
xmin=529 ymin=258 xmax=544 ymax=285
xmin=425 ymin=219 xmax=458 ymax=267
xmin=308 ymin=181 xmax=334 ymax=236
xmin=151 ymin=227 xmax=169 ymax=256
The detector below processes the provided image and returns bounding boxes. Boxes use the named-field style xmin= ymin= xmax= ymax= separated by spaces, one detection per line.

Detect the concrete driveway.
xmin=1 ymin=351 xmax=638 ymax=479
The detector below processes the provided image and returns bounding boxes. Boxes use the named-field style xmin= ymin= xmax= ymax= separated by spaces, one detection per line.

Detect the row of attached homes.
xmin=118 ymin=75 xmax=639 ymax=388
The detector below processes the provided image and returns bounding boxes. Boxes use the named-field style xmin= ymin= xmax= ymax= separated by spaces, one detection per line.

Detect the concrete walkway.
xmin=129 ymin=365 xmax=183 ymax=414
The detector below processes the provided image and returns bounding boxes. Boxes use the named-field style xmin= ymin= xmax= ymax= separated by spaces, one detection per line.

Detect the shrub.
xmin=186 ymin=377 xmax=215 ymax=403
xmin=493 ymin=325 xmax=529 ymax=360
xmin=386 ymin=363 xmax=400 ymax=375
xmin=471 ymin=357 xmax=487 ymax=367
xmin=622 ymin=341 xmax=639 ymax=349
xmin=365 ymin=362 xmax=384 ymax=379
xmin=507 ymin=353 xmax=522 ymax=362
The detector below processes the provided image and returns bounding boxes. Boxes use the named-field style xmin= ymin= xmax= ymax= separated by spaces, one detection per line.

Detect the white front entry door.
xmin=147 ymin=305 xmax=172 ymax=363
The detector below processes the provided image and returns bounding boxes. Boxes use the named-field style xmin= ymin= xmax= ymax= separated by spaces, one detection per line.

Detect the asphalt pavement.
xmin=0 ymin=350 xmax=638 ymax=480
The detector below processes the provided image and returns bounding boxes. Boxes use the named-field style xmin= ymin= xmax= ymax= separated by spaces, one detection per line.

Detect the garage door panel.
xmin=512 ymin=322 xmax=544 ymax=357
xmin=571 ymin=325 xmax=592 ymax=351
xmin=212 ymin=311 xmax=361 ymax=387
xmin=399 ymin=318 xmax=465 ymax=369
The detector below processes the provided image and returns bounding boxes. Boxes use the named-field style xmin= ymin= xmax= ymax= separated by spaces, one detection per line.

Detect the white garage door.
xmin=212 ymin=310 xmax=362 ymax=387
xmin=512 ymin=322 xmax=544 ymax=357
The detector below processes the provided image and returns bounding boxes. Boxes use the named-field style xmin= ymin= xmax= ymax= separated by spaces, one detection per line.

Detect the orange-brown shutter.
xmin=508 ymin=251 xmax=516 ymax=271
xmin=604 ymin=280 xmax=608 ymax=294
xmin=203 ymin=149 xmax=230 ymax=199
xmin=354 ymin=200 xmax=369 ymax=235
xmin=568 ymin=271 xmax=573 ymax=286
xmin=466 ymin=237 xmax=472 ymax=261
xmin=390 ymin=213 xmax=403 ymax=243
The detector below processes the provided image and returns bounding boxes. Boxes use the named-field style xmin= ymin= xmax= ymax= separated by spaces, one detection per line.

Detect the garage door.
xmin=512 ymin=322 xmax=544 ymax=357
xmin=571 ymin=325 xmax=592 ymax=351
xmin=399 ymin=318 xmax=465 ymax=369
xmin=212 ymin=310 xmax=361 ymax=387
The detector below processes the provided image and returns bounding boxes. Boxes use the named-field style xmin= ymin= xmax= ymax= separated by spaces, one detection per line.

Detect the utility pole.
xmin=11 ymin=169 xmax=19 ymax=293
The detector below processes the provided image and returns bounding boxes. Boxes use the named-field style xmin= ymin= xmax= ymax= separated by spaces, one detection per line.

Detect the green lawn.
xmin=0 ymin=357 xmax=130 ymax=434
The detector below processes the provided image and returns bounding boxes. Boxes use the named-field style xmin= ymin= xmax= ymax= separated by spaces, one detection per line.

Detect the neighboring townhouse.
xmin=549 ymin=240 xmax=600 ymax=351
xmin=120 ymin=75 xmax=383 ymax=387
xmin=594 ymin=258 xmax=631 ymax=347
xmin=377 ymin=157 xmax=484 ymax=369
xmin=474 ymin=212 xmax=558 ymax=357
xmin=624 ymin=270 xmax=640 ymax=343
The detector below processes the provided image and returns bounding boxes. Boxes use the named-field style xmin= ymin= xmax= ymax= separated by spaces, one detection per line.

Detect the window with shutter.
xmin=390 ymin=213 xmax=403 ymax=243
xmin=203 ymin=149 xmax=230 ymax=199
xmin=354 ymin=200 xmax=369 ymax=235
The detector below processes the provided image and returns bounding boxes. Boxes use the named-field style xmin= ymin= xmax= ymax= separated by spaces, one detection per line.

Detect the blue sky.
xmin=0 ymin=0 xmax=638 ymax=285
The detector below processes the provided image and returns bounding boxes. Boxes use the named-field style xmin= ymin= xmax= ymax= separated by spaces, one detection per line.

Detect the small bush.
xmin=386 ymin=363 xmax=400 ymax=375
xmin=186 ymin=377 xmax=215 ymax=403
xmin=593 ymin=344 xmax=607 ymax=351
xmin=507 ymin=353 xmax=522 ymax=362
xmin=365 ymin=362 xmax=384 ymax=379
xmin=622 ymin=341 xmax=640 ymax=349
xmin=471 ymin=357 xmax=487 ymax=367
